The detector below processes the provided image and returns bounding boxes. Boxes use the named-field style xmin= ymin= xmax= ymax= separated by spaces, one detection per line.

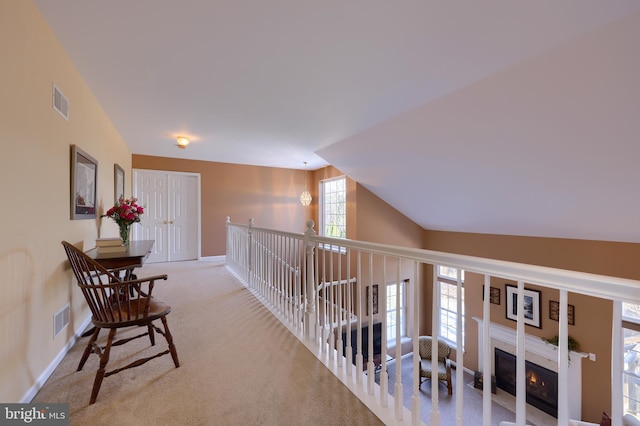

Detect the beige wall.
xmin=1 ymin=0 xmax=132 ymax=403
xmin=424 ymin=230 xmax=640 ymax=422
xmin=132 ymin=155 xmax=312 ymax=256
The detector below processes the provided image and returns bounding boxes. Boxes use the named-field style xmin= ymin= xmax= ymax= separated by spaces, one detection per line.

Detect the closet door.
xmin=135 ymin=171 xmax=169 ymax=262
xmin=168 ymin=173 xmax=199 ymax=261
xmin=133 ymin=170 xmax=200 ymax=263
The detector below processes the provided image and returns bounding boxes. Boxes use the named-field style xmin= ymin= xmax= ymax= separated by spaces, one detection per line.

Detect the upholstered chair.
xmin=418 ymin=335 xmax=452 ymax=395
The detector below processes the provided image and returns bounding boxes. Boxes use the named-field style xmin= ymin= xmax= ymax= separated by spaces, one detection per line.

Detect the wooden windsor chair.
xmin=61 ymin=241 xmax=180 ymax=404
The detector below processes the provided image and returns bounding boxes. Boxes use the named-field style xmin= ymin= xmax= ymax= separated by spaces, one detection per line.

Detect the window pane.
xmin=438 ymin=276 xmax=465 ymax=349
xmin=438 ymin=266 xmax=465 ymax=281
xmin=438 ymin=266 xmax=457 ymax=279
xmin=387 ymin=282 xmax=406 ymax=341
xmin=625 ymin=328 xmax=640 ymax=419
xmin=321 ymin=177 xmax=346 ymax=238
xmin=624 ymin=303 xmax=640 ymax=322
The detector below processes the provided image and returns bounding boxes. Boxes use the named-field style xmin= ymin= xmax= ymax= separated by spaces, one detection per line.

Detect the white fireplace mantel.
xmin=473 ymin=317 xmax=588 ymax=419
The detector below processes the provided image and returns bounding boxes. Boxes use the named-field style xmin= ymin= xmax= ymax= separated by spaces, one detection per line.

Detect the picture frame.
xmin=70 ymin=145 xmax=98 ymax=220
xmin=505 ymin=284 xmax=541 ymax=328
xmin=114 ymin=163 xmax=125 ymax=202
xmin=482 ymin=285 xmax=501 ymax=305
xmin=549 ymin=300 xmax=575 ymax=325
xmin=366 ymin=284 xmax=379 ymax=315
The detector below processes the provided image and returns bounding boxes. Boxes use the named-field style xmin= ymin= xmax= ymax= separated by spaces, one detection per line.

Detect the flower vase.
xmin=119 ymin=224 xmax=131 ymax=246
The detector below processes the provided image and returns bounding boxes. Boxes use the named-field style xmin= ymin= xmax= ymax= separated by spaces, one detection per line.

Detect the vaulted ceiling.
xmin=34 ymin=1 xmax=640 ymax=243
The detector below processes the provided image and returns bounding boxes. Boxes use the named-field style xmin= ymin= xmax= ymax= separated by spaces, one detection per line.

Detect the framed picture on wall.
xmin=505 ymin=284 xmax=541 ymax=328
xmin=549 ymin=300 xmax=575 ymax=325
xmin=114 ymin=163 xmax=125 ymax=202
xmin=482 ymin=285 xmax=501 ymax=305
xmin=70 ymin=145 xmax=98 ymax=220
xmin=366 ymin=284 xmax=378 ymax=315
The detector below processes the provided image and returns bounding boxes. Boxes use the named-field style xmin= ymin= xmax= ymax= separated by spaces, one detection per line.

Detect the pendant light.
xmin=300 ymin=162 xmax=312 ymax=206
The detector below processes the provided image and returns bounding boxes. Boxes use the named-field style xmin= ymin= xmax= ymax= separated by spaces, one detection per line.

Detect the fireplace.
xmin=495 ymin=348 xmax=559 ymax=418
xmin=474 ymin=318 xmax=587 ymax=420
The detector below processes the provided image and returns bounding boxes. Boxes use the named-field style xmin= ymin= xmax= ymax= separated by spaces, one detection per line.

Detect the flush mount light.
xmin=176 ymin=137 xmax=190 ymax=149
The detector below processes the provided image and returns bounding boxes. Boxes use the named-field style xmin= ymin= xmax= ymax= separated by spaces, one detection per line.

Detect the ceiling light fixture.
xmin=300 ymin=162 xmax=312 ymax=207
xmin=176 ymin=136 xmax=190 ymax=149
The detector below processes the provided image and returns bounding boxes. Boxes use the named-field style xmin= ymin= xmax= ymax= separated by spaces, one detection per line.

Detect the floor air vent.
xmin=53 ymin=84 xmax=69 ymax=120
xmin=54 ymin=303 xmax=70 ymax=338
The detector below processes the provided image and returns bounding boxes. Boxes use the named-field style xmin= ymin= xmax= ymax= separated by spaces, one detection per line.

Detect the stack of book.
xmin=96 ymin=237 xmax=126 ymax=253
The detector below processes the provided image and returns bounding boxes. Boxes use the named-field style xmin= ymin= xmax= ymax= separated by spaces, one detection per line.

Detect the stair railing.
xmin=226 ymin=217 xmax=639 ymax=426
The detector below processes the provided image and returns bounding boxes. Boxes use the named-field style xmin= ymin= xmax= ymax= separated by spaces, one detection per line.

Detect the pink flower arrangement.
xmin=104 ymin=197 xmax=144 ymax=227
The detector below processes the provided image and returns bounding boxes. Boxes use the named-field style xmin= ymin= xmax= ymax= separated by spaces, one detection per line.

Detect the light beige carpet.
xmin=33 ymin=259 xmax=383 ymax=426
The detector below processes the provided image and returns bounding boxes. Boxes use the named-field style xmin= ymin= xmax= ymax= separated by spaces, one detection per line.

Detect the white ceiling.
xmin=34 ymin=1 xmax=640 ymax=242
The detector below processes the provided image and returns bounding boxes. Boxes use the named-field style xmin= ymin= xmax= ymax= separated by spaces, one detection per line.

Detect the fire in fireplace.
xmin=495 ymin=348 xmax=559 ymax=418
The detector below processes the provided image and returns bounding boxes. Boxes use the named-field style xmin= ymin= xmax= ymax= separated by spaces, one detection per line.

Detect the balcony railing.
xmin=225 ymin=217 xmax=640 ymax=426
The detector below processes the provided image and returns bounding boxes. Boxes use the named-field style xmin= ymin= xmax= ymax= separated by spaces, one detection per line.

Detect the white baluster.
xmin=394 ymin=258 xmax=403 ymax=421
xmin=329 ymin=250 xmax=335 ymax=361
xmin=482 ymin=275 xmax=492 ymax=426
xmin=557 ymin=290 xmax=569 ymax=424
xmin=612 ymin=300 xmax=623 ymax=426
xmin=412 ymin=263 xmax=421 ymax=426
xmin=346 ymin=249 xmax=353 ymax=377
xmin=304 ymin=220 xmax=316 ymax=341
xmin=337 ymin=250 xmax=343 ymax=368
xmin=356 ymin=251 xmax=364 ymax=384
xmin=516 ymin=280 xmax=526 ymax=426
xmin=380 ymin=255 xmax=388 ymax=407
xmin=320 ymin=249 xmax=326 ymax=352
xmin=367 ymin=253 xmax=375 ymax=395
xmin=455 ymin=268 xmax=464 ymax=425
xmin=248 ymin=218 xmax=254 ymax=288
xmin=431 ymin=264 xmax=441 ymax=426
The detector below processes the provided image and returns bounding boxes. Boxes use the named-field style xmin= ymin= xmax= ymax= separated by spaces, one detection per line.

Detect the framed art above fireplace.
xmin=505 ymin=284 xmax=541 ymax=328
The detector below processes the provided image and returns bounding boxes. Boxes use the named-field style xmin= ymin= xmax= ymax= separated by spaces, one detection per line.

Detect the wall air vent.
xmin=52 ymin=84 xmax=69 ymax=121
xmin=54 ymin=303 xmax=70 ymax=338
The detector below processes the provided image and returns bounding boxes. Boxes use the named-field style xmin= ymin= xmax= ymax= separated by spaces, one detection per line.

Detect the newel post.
xmin=304 ymin=220 xmax=317 ymax=340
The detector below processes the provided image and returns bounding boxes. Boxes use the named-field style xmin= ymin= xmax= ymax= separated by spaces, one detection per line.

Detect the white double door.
xmin=133 ymin=169 xmax=200 ymax=263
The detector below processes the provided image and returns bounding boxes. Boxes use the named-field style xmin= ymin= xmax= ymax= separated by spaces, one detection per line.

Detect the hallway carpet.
xmin=33 ymin=259 xmax=383 ymax=426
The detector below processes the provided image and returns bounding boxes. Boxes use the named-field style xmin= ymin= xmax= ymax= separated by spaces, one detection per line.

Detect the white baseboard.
xmin=462 ymin=365 xmax=476 ymax=375
xmin=20 ymin=314 xmax=92 ymax=403
xmin=199 ymin=255 xmax=225 ymax=262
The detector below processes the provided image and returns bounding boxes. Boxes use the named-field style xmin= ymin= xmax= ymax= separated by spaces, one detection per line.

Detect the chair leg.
xmin=78 ymin=327 xmax=100 ymax=371
xmin=160 ymin=316 xmax=180 ymax=368
xmin=446 ymin=369 xmax=453 ymax=396
xmin=147 ymin=323 xmax=155 ymax=346
xmin=90 ymin=328 xmax=116 ymax=405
